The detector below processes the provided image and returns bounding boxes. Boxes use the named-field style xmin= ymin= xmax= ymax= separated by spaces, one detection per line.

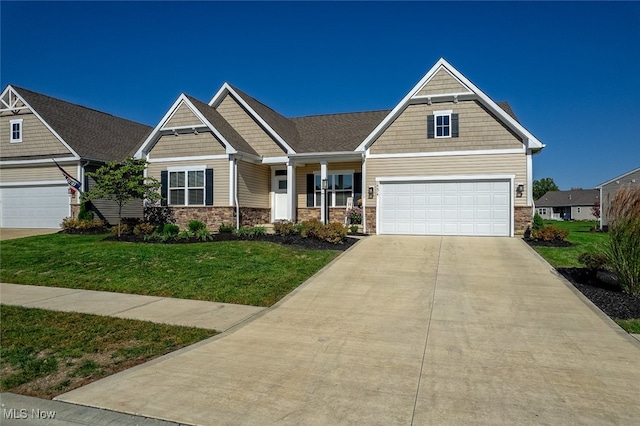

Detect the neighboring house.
xmin=596 ymin=166 xmax=640 ymax=229
xmin=0 ymin=85 xmax=152 ymax=228
xmin=137 ymin=58 xmax=544 ymax=236
xmin=535 ymin=189 xmax=599 ymax=221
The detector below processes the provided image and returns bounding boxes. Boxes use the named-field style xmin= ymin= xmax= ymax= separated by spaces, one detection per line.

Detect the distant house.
xmin=596 ymin=167 xmax=640 ymax=229
xmin=535 ymin=189 xmax=599 ymax=221
xmin=0 ymin=85 xmax=151 ymax=228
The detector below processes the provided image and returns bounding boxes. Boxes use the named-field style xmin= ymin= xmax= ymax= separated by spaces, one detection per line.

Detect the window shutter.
xmin=160 ymin=171 xmax=168 ymax=206
xmin=306 ymin=174 xmax=314 ymax=207
xmin=205 ymin=169 xmax=214 ymax=205
xmin=427 ymin=115 xmax=434 ymax=138
xmin=451 ymin=113 xmax=459 ymax=138
xmin=354 ymin=172 xmax=362 ymax=204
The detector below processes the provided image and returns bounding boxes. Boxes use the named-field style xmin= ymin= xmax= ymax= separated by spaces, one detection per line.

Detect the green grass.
xmin=532 ymin=220 xmax=608 ymax=268
xmin=615 ymin=319 xmax=640 ymax=334
xmin=0 ymin=305 xmax=215 ymax=399
xmin=0 ymin=234 xmax=340 ymax=306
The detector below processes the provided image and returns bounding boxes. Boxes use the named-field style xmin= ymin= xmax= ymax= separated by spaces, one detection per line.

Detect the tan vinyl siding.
xmin=148 ymin=158 xmax=230 ymax=206
xmin=416 ymin=69 xmax=469 ymax=96
xmin=295 ymin=162 xmax=362 ymax=208
xmin=600 ymin=169 xmax=640 ymax=226
xmin=216 ymin=95 xmax=286 ymax=157
xmin=237 ymin=161 xmax=269 ymax=208
xmin=0 ymin=112 xmax=73 ymax=158
xmin=149 ymin=132 xmax=227 ymax=159
xmin=370 ymin=100 xmax=523 ymax=154
xmin=0 ymin=163 xmax=78 ymax=183
xmin=365 ymin=153 xmax=528 ymax=207
xmin=85 ymin=173 xmax=142 ymax=225
xmin=164 ymin=103 xmax=204 ymax=128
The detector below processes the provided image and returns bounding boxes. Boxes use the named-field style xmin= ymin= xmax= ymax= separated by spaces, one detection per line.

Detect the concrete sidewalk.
xmin=0 ymin=283 xmax=264 ymax=331
xmin=0 ymin=228 xmax=59 ymax=241
xmin=56 ymin=236 xmax=640 ymax=425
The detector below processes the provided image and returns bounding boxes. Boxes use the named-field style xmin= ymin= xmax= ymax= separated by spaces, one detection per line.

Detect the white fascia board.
xmin=367 ymin=148 xmax=524 ymax=159
xmin=135 ymin=95 xmax=186 ymax=158
xmin=0 ymin=180 xmax=68 ymax=187
xmin=209 ymin=83 xmax=296 ymax=155
xmin=288 ymin=151 xmax=364 ymax=163
xmin=0 ymin=156 xmax=79 ymax=166
xmin=376 ymin=174 xmax=515 ymax=183
xmin=5 ymin=86 xmax=81 ymax=159
xmin=595 ymin=166 xmax=640 ymax=188
xmin=232 ymin=152 xmax=262 ymax=164
xmin=357 ymin=58 xmax=544 ymax=151
xmin=440 ymin=61 xmax=544 ymax=150
xmin=136 ymin=94 xmax=237 ymax=158
xmin=262 ymin=156 xmax=290 ymax=165
xmin=147 ymin=154 xmax=229 ymax=163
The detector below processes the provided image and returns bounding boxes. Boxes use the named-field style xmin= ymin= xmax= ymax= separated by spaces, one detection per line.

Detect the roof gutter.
xmin=288 ymin=151 xmax=363 ymax=163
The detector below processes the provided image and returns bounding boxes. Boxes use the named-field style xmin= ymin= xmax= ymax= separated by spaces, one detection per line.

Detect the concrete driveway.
xmin=58 ymin=236 xmax=640 ymax=425
xmin=0 ymin=228 xmax=59 ymax=240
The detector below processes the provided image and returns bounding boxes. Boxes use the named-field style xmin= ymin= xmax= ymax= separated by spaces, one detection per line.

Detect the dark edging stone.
xmin=525 ymin=239 xmax=573 ymax=247
xmin=557 ymin=267 xmax=640 ymax=320
xmin=102 ymin=233 xmax=358 ymax=251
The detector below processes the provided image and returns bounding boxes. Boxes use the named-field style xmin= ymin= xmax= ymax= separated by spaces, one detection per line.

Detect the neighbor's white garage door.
xmin=378 ymin=180 xmax=511 ymax=236
xmin=0 ymin=185 xmax=70 ymax=228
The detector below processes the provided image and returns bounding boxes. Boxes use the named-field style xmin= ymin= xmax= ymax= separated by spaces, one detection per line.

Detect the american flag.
xmin=53 ymin=159 xmax=82 ymax=193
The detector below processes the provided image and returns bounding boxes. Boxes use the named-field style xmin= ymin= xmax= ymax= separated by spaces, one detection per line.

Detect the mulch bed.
xmin=102 ymin=232 xmax=361 ymax=251
xmin=525 ymin=239 xmax=573 ymax=247
xmin=557 ymin=267 xmax=640 ymax=320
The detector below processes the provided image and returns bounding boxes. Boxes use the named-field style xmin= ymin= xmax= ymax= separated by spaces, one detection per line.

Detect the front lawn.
xmin=0 ymin=305 xmax=215 ymax=399
xmin=531 ymin=220 xmax=607 ymax=267
xmin=0 ymin=234 xmax=341 ymax=307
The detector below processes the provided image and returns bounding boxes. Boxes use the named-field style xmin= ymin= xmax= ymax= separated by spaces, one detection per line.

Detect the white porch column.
xmin=287 ymin=162 xmax=296 ymax=221
xmin=229 ymin=157 xmax=235 ymax=206
xmin=320 ymin=161 xmax=328 ymax=224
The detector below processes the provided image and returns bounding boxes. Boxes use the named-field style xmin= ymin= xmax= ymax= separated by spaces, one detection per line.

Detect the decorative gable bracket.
xmin=0 ymin=86 xmax=29 ymax=114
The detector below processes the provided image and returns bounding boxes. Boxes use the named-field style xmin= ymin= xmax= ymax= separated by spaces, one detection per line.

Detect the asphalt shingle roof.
xmin=13 ymin=86 xmax=152 ymax=162
xmin=535 ymin=189 xmax=599 ymax=207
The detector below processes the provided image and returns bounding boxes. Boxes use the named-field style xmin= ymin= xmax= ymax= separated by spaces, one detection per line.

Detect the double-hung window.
xmin=169 ymin=170 xmax=205 ymax=205
xmin=10 ymin=119 xmax=23 ymax=143
xmin=314 ymin=172 xmax=353 ymax=207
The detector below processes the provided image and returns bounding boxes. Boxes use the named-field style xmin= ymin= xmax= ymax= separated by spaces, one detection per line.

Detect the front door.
xmin=272 ymin=169 xmax=289 ymax=221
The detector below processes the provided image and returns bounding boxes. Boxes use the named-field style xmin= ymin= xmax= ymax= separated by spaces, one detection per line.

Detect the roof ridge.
xmin=290 ymin=109 xmax=392 ymax=120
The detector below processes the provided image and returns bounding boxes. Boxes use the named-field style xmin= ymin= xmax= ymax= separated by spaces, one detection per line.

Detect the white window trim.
xmin=434 ymin=110 xmax=452 ymax=139
xmin=538 ymin=208 xmax=547 ymax=215
xmin=10 ymin=119 xmax=23 ymax=143
xmin=313 ymin=170 xmax=354 ymax=208
xmin=167 ymin=167 xmax=206 ymax=206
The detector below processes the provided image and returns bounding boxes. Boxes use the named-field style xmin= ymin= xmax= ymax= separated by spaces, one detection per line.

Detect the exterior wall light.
xmin=368 ymin=186 xmax=374 ymax=199
xmin=321 ymin=179 xmax=328 ymax=190
xmin=516 ymin=183 xmax=524 ymax=197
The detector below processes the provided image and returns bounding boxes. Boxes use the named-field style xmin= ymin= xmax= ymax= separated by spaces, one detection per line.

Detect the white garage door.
xmin=0 ymin=185 xmax=70 ymax=228
xmin=378 ymin=180 xmax=511 ymax=236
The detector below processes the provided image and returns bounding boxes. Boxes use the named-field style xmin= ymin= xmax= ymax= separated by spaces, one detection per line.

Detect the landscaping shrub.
xmin=578 ymin=252 xmax=608 ymax=271
xmin=322 ymin=222 xmax=348 ymax=244
xmin=61 ymin=218 xmax=107 ymax=233
xmin=144 ymin=206 xmax=175 ymax=226
xmin=603 ymin=185 xmax=640 ymax=294
xmin=349 ymin=224 xmax=359 ymax=234
xmin=77 ymin=201 xmax=94 ymax=221
xmin=178 ymin=230 xmax=194 ymax=239
xmin=274 ymin=221 xmax=296 ymax=236
xmin=252 ymin=226 xmax=267 ymax=236
xmin=111 ymin=223 xmax=132 ymax=236
xmin=188 ymin=220 xmax=206 ymax=233
xmin=235 ymin=226 xmax=252 ymax=238
xmin=162 ymin=223 xmax=180 ymax=236
xmin=218 ymin=223 xmax=235 ymax=233
xmin=532 ymin=225 xmax=569 ymax=242
xmin=298 ymin=219 xmax=324 ymax=239
xmin=133 ymin=222 xmax=156 ymax=236
xmin=532 ymin=212 xmax=544 ymax=230
xmin=346 ymin=206 xmax=362 ymax=225
xmin=195 ymin=228 xmax=213 ymax=241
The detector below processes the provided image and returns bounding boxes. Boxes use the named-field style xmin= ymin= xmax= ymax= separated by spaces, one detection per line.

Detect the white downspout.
xmin=234 ymin=158 xmax=240 ymax=230
xmin=361 ymin=151 xmax=367 ymax=234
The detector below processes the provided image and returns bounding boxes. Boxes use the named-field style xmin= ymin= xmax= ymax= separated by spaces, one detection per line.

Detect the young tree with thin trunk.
xmin=83 ymin=157 xmax=161 ymax=236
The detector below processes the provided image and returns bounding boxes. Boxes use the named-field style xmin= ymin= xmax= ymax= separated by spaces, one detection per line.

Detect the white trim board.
xmin=366 ymin=148 xmax=524 ymax=159
xmin=0 ymin=180 xmax=68 ymax=187
xmin=148 ymin=155 xmax=229 ymax=163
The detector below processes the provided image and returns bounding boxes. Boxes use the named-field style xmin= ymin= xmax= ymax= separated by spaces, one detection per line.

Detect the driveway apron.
xmin=57 ymin=236 xmax=640 ymax=425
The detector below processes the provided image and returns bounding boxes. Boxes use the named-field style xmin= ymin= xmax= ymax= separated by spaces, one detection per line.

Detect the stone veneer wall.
xmin=70 ymin=203 xmax=80 ymax=219
xmin=296 ymin=208 xmax=350 ymax=224
xmin=170 ymin=207 xmax=235 ymax=230
xmin=239 ymin=208 xmax=270 ymax=227
xmin=364 ymin=207 xmax=377 ymax=234
xmin=514 ymin=206 xmax=533 ymax=236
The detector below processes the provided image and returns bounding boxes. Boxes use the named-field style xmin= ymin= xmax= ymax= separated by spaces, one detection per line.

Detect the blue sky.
xmin=2 ymin=1 xmax=639 ymax=190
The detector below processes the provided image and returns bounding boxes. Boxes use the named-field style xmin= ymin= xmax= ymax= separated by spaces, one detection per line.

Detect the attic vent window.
xmin=427 ymin=111 xmax=459 ymax=139
xmin=10 ymin=119 xmax=23 ymax=143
